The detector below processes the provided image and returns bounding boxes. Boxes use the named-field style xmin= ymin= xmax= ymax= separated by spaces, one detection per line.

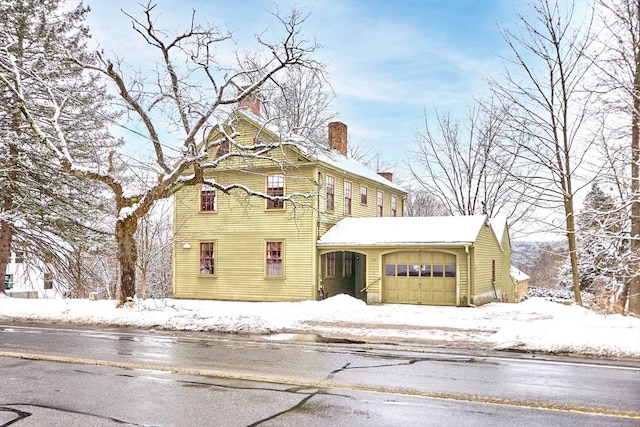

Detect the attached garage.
xmin=383 ymin=251 xmax=457 ymax=305
xmin=317 ymin=215 xmax=512 ymax=307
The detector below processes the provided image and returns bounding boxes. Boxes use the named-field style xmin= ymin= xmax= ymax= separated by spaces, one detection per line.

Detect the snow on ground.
xmin=0 ymin=294 xmax=638 ymax=358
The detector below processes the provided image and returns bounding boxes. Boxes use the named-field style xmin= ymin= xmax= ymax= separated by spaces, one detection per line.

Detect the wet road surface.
xmin=1 ymin=323 xmax=639 ymax=426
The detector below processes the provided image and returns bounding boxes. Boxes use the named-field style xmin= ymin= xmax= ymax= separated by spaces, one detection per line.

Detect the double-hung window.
xmin=360 ymin=186 xmax=368 ymax=205
xmin=4 ymin=274 xmax=13 ymax=290
xmin=44 ymin=271 xmax=53 ymax=290
xmin=266 ymin=241 xmax=283 ymax=277
xmin=344 ymin=252 xmax=353 ymax=276
xmin=199 ymin=242 xmax=215 ymax=275
xmin=267 ymin=174 xmax=284 ymax=209
xmin=326 ymin=252 xmax=336 ymax=277
xmin=201 ymin=183 xmax=216 ymax=211
xmin=344 ymin=181 xmax=352 ymax=215
xmin=391 ymin=195 xmax=397 ymax=217
xmin=326 ymin=175 xmax=335 ymax=211
xmin=377 ymin=191 xmax=384 ymax=217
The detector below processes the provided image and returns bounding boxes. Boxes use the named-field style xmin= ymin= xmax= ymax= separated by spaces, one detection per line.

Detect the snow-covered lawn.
xmin=0 ymin=294 xmax=638 ymax=358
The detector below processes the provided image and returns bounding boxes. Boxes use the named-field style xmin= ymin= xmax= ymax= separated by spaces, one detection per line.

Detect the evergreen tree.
xmin=0 ymin=0 xmax=115 ymax=294
xmin=577 ymin=183 xmax=626 ymax=291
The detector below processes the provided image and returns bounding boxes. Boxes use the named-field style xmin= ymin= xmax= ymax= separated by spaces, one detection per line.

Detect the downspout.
xmin=316 ymin=171 xmax=322 ymax=240
xmin=316 ymin=171 xmax=323 ymax=299
xmin=464 ymin=245 xmax=471 ymax=307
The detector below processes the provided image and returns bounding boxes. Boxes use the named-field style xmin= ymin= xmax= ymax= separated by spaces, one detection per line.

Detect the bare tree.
xmin=0 ymin=2 xmax=323 ymax=305
xmin=490 ymin=0 xmax=599 ymax=306
xmin=594 ymin=0 xmax=640 ymax=314
xmin=260 ymin=66 xmax=337 ymax=145
xmin=404 ymin=187 xmax=448 ymax=217
xmin=136 ymin=201 xmax=173 ymax=299
xmin=408 ymin=99 xmax=530 ymax=220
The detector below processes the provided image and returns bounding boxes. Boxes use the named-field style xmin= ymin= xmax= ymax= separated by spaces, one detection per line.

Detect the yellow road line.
xmin=2 ymin=350 xmax=639 ymax=420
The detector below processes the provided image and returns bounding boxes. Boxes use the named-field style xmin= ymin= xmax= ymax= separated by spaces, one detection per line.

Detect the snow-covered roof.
xmin=489 ymin=217 xmax=506 ymax=241
xmin=313 ymin=149 xmax=405 ymax=192
xmin=510 ymin=266 xmax=530 ymax=281
xmin=317 ymin=215 xmax=489 ymax=246
xmin=489 ymin=216 xmax=507 ymax=250
xmin=235 ymin=110 xmax=405 ymax=193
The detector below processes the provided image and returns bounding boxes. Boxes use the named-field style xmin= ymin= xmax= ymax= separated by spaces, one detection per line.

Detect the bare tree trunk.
xmin=0 ymin=137 xmax=19 ymax=294
xmin=629 ymin=32 xmax=640 ymax=314
xmin=565 ymin=196 xmax=583 ymax=306
xmin=140 ymin=270 xmax=147 ymax=300
xmin=115 ymin=218 xmax=138 ymax=306
xmin=0 ymin=222 xmax=11 ymax=294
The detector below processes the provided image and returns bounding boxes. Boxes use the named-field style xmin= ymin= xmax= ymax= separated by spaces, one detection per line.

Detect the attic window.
xmin=215 ymin=141 xmax=229 ymax=158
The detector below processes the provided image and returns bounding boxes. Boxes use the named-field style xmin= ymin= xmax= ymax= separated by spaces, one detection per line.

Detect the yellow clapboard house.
xmin=172 ymin=104 xmax=513 ymax=306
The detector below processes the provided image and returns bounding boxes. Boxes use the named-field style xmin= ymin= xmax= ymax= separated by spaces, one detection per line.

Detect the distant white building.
xmin=510 ymin=265 xmax=530 ymax=302
xmin=4 ymin=251 xmax=63 ymax=298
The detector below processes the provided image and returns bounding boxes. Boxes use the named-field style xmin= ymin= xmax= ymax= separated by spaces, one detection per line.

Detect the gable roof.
xmin=488 ymin=216 xmax=508 ymax=250
xmin=234 ymin=110 xmax=406 ymax=193
xmin=317 ymin=215 xmax=489 ymax=246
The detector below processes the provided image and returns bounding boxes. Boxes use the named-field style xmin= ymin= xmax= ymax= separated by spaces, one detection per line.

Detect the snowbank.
xmin=0 ymin=295 xmax=638 ymax=358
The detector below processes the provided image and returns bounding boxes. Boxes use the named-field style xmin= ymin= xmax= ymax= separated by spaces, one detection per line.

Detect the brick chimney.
xmin=238 ymin=87 xmax=261 ymax=117
xmin=328 ymin=122 xmax=347 ymax=156
xmin=378 ymin=172 xmax=393 ymax=182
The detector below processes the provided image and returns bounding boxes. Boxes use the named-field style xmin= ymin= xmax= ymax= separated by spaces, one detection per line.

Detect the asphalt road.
xmin=1 ymin=323 xmax=639 ymax=426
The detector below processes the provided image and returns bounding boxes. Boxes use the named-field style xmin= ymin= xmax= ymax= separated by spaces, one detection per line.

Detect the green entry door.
xmin=383 ymin=251 xmax=457 ymax=305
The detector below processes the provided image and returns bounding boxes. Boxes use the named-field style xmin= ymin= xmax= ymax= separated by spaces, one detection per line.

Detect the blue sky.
xmin=85 ymin=0 xmax=518 ymax=177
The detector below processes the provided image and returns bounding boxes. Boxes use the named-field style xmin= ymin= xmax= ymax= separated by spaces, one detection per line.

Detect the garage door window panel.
xmin=409 ymin=265 xmax=420 ymax=276
xmin=421 ymin=265 xmax=431 ymax=276
xmin=397 ymin=265 xmax=408 ymax=276
xmin=432 ymin=265 xmax=444 ymax=277
xmin=445 ymin=264 xmax=456 ymax=277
